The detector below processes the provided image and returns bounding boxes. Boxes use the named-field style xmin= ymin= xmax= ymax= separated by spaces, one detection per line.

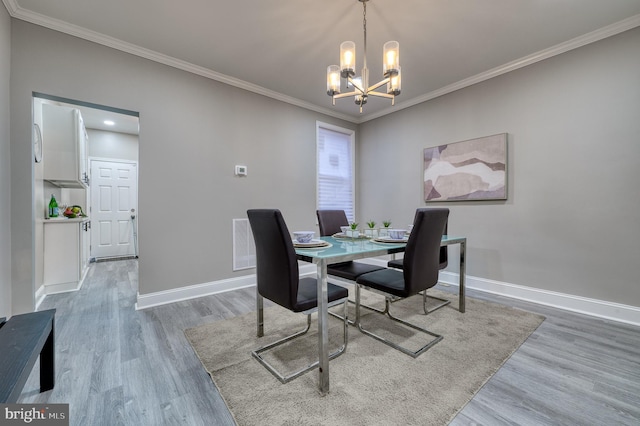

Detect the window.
xmin=316 ymin=122 xmax=355 ymax=222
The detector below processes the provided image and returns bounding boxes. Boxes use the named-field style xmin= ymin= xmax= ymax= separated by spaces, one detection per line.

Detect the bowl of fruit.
xmin=63 ymin=205 xmax=86 ymax=218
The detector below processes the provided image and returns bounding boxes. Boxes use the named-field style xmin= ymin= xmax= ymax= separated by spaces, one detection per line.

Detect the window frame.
xmin=315 ymin=121 xmax=356 ymax=223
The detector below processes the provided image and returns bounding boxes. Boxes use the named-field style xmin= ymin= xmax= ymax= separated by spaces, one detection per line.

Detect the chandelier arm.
xmin=367 ymin=92 xmax=395 ymax=100
xmin=366 ymin=77 xmax=390 ymax=92
xmin=332 ymin=91 xmax=360 ymax=100
xmin=347 ymin=76 xmax=366 ymax=94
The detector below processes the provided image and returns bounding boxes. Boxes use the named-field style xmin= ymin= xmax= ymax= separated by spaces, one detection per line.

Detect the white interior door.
xmin=90 ymin=159 xmax=138 ymax=259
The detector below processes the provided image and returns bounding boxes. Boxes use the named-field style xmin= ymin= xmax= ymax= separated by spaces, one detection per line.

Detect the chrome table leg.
xmin=459 ymin=239 xmax=466 ymax=313
xmin=317 ymin=259 xmax=329 ymax=395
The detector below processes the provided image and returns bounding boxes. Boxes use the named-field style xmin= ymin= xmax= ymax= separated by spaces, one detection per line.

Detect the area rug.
xmin=185 ymin=289 xmax=544 ymax=425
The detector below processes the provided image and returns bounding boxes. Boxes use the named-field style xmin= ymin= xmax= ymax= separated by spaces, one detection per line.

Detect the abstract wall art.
xmin=424 ymin=133 xmax=507 ymax=201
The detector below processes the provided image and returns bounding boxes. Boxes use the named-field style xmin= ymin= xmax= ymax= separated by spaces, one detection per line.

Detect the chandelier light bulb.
xmin=327 ymin=65 xmax=341 ymax=95
xmin=386 ymin=51 xmax=395 ymax=66
xmin=387 ymin=66 xmax=401 ymax=95
xmin=352 ymin=76 xmax=363 ymax=92
xmin=340 ymin=41 xmax=356 ymax=77
xmin=383 ymin=41 xmax=400 ymax=77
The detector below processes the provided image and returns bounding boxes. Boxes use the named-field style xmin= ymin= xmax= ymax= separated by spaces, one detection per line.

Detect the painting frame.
xmin=423 ymin=133 xmax=507 ymax=202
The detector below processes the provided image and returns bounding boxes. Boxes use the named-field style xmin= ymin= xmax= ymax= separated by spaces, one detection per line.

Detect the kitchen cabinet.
xmin=80 ymin=220 xmax=91 ymax=273
xmin=42 ymin=104 xmax=88 ymax=188
xmin=43 ymin=218 xmax=91 ymax=293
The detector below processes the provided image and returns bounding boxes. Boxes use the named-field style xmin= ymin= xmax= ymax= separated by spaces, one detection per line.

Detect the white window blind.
xmin=316 ymin=123 xmax=355 ymax=222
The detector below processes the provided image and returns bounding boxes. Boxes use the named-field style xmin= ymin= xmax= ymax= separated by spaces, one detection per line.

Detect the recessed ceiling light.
xmin=104 ymin=120 xmax=115 ymax=126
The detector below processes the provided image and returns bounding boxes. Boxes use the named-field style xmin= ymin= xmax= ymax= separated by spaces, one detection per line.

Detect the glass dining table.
xmin=294 ymin=234 xmax=467 ymax=395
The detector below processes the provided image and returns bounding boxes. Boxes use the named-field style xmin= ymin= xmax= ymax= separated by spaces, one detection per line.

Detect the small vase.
xmin=346 ymin=229 xmax=360 ymax=238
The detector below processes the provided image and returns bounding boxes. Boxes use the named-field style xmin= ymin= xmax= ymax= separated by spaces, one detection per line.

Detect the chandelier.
xmin=326 ymin=0 xmax=401 ymax=113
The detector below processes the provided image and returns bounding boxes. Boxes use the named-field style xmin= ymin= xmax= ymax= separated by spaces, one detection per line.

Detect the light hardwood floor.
xmin=20 ymin=260 xmax=640 ymax=425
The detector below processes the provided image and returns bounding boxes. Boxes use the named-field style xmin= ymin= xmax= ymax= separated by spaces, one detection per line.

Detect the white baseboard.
xmin=335 ymin=258 xmax=640 ymax=326
xmin=437 ymin=271 xmax=640 ymax=327
xmin=36 ymin=269 xmax=90 ymax=309
xmin=35 ymin=285 xmax=47 ymax=309
xmin=44 ymin=280 xmax=83 ymax=294
xmin=134 ymin=260 xmax=640 ymax=326
xmin=135 ymin=274 xmax=258 ymax=310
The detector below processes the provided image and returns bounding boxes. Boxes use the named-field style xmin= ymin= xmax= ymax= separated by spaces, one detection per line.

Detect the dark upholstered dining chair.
xmin=354 ymin=208 xmax=449 ymax=357
xmin=247 ymin=209 xmax=348 ymax=383
xmin=316 ymin=210 xmax=385 ymax=281
xmin=388 ymin=219 xmax=451 ymax=315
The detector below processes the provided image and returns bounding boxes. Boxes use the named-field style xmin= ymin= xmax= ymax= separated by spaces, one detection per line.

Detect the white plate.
xmin=331 ymin=233 xmax=370 ymax=240
xmin=293 ymin=239 xmax=331 ymax=248
xmin=373 ymin=236 xmax=408 ymax=243
xmin=294 ymin=243 xmax=333 ymax=252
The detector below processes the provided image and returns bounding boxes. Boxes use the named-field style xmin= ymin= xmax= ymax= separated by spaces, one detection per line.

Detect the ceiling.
xmin=6 ymin=0 xmax=640 ymax=123
xmin=40 ymin=98 xmax=140 ymax=135
xmin=76 ymin=106 xmax=139 ymax=135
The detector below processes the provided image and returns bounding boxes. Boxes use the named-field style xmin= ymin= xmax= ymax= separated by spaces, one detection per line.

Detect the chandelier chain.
xmin=362 ymin=1 xmax=368 ymax=69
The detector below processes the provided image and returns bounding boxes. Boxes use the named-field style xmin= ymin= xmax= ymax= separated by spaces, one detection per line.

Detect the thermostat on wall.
xmin=235 ymin=165 xmax=247 ymax=176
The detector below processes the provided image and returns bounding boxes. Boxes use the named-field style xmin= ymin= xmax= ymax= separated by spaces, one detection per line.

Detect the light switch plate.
xmin=235 ymin=165 xmax=247 ymax=176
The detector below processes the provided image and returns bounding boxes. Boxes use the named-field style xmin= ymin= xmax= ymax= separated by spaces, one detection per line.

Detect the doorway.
xmin=90 ymin=159 xmax=138 ymax=260
xmin=33 ymin=93 xmax=140 ymax=302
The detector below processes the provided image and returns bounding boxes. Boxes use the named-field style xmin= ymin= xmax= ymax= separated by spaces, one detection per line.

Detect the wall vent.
xmin=233 ymin=218 xmax=256 ymax=271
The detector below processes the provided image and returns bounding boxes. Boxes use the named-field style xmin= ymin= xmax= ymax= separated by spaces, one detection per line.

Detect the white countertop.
xmin=44 ymin=216 xmax=90 ymax=224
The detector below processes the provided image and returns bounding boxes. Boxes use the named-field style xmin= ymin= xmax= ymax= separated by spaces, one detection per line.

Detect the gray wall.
xmin=0 ymin=5 xmax=11 ymax=318
xmin=359 ymin=27 xmax=640 ymax=307
xmin=8 ymin=17 xmax=639 ymax=312
xmin=9 ymin=20 xmax=354 ymax=307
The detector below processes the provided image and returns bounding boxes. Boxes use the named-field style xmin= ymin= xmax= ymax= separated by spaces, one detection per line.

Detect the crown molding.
xmin=2 ymin=0 xmax=358 ymax=123
xmin=359 ymin=13 xmax=640 ymax=123
xmin=4 ymin=1 xmax=639 ymax=125
xmin=1 ymin=0 xmax=17 ymax=15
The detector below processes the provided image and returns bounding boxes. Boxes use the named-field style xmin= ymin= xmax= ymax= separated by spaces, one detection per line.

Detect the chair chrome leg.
xmin=326 ymin=278 xmax=387 ymax=325
xmin=422 ymin=290 xmax=451 ymax=315
xmin=252 ymin=298 xmax=348 ymax=384
xmin=257 ymin=290 xmax=264 ymax=337
xmin=328 ymin=297 xmax=386 ymax=325
xmin=354 ymin=287 xmax=442 ymax=358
